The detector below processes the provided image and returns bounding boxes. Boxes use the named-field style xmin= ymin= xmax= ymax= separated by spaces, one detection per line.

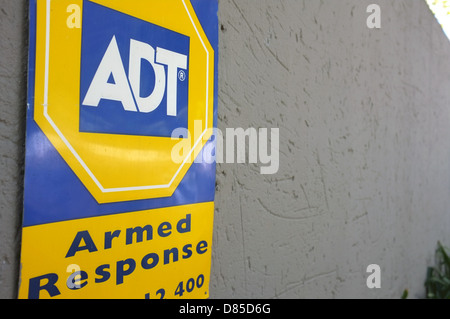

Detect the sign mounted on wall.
xmin=19 ymin=0 xmax=218 ymax=299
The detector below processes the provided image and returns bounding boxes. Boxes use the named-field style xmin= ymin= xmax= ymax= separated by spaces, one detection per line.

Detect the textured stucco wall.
xmin=0 ymin=0 xmax=27 ymax=299
xmin=210 ymin=0 xmax=450 ymax=299
xmin=1 ymin=0 xmax=450 ymax=299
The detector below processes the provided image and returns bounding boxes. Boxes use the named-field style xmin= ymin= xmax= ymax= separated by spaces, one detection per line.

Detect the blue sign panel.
xmin=80 ymin=1 xmax=190 ymax=137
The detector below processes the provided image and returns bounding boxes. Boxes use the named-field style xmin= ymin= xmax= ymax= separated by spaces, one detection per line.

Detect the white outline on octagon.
xmin=42 ymin=0 xmax=212 ymax=193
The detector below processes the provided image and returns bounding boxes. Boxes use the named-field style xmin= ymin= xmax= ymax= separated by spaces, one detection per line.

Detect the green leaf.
xmin=425 ymin=242 xmax=450 ymax=299
xmin=401 ymin=289 xmax=409 ymax=299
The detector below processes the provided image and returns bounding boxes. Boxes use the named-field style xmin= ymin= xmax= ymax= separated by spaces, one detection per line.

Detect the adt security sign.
xmin=19 ymin=0 xmax=218 ymax=299
xmin=32 ymin=0 xmax=215 ymax=203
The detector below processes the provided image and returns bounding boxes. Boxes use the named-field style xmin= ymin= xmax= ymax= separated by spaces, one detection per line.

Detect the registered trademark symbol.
xmin=178 ymin=70 xmax=186 ymax=81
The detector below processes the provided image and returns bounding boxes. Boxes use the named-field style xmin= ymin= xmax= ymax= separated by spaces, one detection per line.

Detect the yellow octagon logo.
xmin=33 ymin=0 xmax=215 ymax=203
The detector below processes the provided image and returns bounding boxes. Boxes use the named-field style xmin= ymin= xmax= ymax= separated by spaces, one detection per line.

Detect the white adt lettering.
xmin=128 ymin=39 xmax=166 ymax=113
xmin=83 ymin=36 xmax=188 ymax=117
xmin=82 ymin=36 xmax=137 ymax=112
xmin=156 ymin=47 xmax=188 ymax=117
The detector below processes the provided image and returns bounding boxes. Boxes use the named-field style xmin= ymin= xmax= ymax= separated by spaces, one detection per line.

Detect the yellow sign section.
xmin=19 ymin=202 xmax=214 ymax=299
